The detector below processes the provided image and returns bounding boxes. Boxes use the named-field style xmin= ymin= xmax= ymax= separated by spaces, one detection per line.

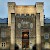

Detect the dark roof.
xmin=0 ymin=18 xmax=50 ymax=24
xmin=0 ymin=18 xmax=8 ymax=23
xmin=44 ymin=18 xmax=50 ymax=23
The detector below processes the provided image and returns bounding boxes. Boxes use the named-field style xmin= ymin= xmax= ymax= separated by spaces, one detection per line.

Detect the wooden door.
xmin=22 ymin=32 xmax=29 ymax=48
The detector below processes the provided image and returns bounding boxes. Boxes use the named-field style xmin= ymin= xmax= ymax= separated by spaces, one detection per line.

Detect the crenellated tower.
xmin=8 ymin=2 xmax=16 ymax=26
xmin=36 ymin=2 xmax=44 ymax=26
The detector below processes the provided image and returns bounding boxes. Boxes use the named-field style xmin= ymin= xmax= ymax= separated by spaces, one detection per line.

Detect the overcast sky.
xmin=0 ymin=0 xmax=50 ymax=18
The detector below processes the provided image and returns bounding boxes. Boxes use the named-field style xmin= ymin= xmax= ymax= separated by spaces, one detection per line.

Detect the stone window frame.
xmin=44 ymin=33 xmax=49 ymax=39
xmin=2 ymin=42 xmax=6 ymax=48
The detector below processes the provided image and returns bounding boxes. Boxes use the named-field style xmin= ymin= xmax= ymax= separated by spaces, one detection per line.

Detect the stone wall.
xmin=8 ymin=2 xmax=44 ymax=26
xmin=15 ymin=14 xmax=36 ymax=49
xmin=11 ymin=13 xmax=15 ymax=50
xmin=8 ymin=2 xmax=15 ymax=26
xmin=0 ymin=26 xmax=11 ymax=50
xmin=41 ymin=26 xmax=50 ymax=50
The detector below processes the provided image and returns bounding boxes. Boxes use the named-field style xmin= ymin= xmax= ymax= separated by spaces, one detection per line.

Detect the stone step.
xmin=22 ymin=48 xmax=30 ymax=50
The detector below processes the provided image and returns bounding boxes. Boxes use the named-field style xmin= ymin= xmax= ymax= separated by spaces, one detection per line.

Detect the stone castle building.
xmin=0 ymin=2 xmax=50 ymax=50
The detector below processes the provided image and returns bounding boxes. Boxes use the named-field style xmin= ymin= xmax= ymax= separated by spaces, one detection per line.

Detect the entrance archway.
xmin=22 ymin=29 xmax=29 ymax=49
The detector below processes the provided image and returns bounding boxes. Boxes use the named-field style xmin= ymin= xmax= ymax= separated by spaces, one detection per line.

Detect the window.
xmin=1 ymin=31 xmax=6 ymax=38
xmin=44 ymin=33 xmax=49 ymax=39
xmin=2 ymin=42 xmax=6 ymax=47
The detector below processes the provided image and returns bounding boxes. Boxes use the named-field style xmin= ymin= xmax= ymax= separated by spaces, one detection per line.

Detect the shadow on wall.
xmin=15 ymin=44 xmax=36 ymax=50
xmin=32 ymin=44 xmax=36 ymax=50
xmin=15 ymin=44 xmax=19 ymax=50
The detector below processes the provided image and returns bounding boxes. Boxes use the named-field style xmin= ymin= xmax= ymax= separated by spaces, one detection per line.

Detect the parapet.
xmin=15 ymin=14 xmax=35 ymax=18
xmin=8 ymin=2 xmax=15 ymax=5
xmin=36 ymin=2 xmax=44 ymax=6
xmin=8 ymin=2 xmax=16 ymax=6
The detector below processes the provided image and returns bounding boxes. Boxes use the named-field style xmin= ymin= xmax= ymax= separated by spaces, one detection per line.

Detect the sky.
xmin=0 ymin=0 xmax=50 ymax=18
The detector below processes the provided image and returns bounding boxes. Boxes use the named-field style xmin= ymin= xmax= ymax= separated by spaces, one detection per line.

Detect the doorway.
xmin=32 ymin=44 xmax=36 ymax=50
xmin=22 ymin=31 xmax=29 ymax=49
xmin=15 ymin=44 xmax=19 ymax=50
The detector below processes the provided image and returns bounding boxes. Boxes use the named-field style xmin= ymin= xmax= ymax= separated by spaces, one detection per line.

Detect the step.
xmin=22 ymin=48 xmax=30 ymax=50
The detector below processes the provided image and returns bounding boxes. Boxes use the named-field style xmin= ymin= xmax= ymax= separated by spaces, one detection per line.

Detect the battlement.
xmin=8 ymin=2 xmax=44 ymax=26
xmin=8 ymin=2 xmax=16 ymax=8
xmin=36 ymin=2 xmax=44 ymax=6
xmin=8 ymin=2 xmax=16 ymax=5
xmin=15 ymin=14 xmax=35 ymax=18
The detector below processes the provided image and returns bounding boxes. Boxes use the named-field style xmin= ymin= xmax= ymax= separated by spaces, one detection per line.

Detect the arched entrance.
xmin=22 ymin=29 xmax=29 ymax=50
